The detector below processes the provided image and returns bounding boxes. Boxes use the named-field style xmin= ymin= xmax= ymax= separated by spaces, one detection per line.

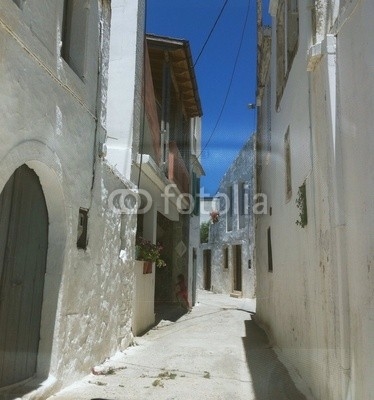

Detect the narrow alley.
xmin=47 ymin=291 xmax=308 ymax=400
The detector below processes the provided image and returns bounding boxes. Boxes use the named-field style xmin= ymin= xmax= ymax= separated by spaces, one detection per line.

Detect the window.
xmin=287 ymin=0 xmax=299 ymax=70
xmin=265 ymin=81 xmax=272 ymax=163
xmin=267 ymin=227 xmax=273 ymax=272
xmin=311 ymin=2 xmax=317 ymax=44
xmin=120 ymin=214 xmax=128 ymax=252
xmin=276 ymin=0 xmax=286 ymax=106
xmin=77 ymin=208 xmax=88 ymax=249
xmin=61 ymin=0 xmax=88 ymax=79
xmin=248 ymin=259 xmax=252 ymax=269
xmin=223 ymin=247 xmax=229 ymax=269
xmin=276 ymin=0 xmax=299 ymax=108
xmin=192 ymin=173 xmax=200 ymax=216
xmin=227 ymin=186 xmax=233 ymax=232
xmin=285 ymin=127 xmax=292 ymax=201
xmin=238 ymin=182 xmax=247 ymax=229
xmin=296 ymin=181 xmax=308 ymax=228
xmin=13 ymin=0 xmax=24 ymax=8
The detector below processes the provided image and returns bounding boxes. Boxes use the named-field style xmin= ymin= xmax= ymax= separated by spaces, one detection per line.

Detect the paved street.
xmin=48 ymin=291 xmax=308 ymax=400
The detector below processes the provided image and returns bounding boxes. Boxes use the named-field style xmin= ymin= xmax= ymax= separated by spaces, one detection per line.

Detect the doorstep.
xmin=230 ymin=291 xmax=242 ymax=298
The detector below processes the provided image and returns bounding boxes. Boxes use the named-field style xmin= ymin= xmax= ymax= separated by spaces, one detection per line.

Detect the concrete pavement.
xmin=47 ymin=291 xmax=309 ymax=400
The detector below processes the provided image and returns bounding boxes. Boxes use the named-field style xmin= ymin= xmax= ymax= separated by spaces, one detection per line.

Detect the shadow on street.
xmin=242 ymin=319 xmax=307 ymax=400
xmin=154 ymin=302 xmax=188 ymax=325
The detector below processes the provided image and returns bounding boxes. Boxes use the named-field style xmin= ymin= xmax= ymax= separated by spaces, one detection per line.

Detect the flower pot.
xmin=143 ymin=260 xmax=152 ymax=274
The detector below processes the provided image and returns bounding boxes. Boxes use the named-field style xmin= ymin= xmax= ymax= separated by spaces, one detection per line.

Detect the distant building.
xmin=198 ymin=137 xmax=256 ymax=298
xmin=130 ymin=34 xmax=204 ymax=326
xmin=255 ymin=1 xmax=374 ymax=399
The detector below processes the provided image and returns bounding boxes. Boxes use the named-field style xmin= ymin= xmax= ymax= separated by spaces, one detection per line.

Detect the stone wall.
xmin=0 ymin=1 xmax=138 ymax=396
xmin=199 ymin=137 xmax=256 ymax=298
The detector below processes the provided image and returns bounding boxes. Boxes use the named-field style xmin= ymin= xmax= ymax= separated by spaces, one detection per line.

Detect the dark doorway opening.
xmin=203 ymin=249 xmax=211 ymax=290
xmin=233 ymin=244 xmax=242 ymax=292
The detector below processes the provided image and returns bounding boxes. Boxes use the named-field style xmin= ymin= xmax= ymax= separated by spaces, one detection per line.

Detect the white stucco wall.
xmin=0 ymin=1 xmax=138 ymax=396
xmin=106 ymin=0 xmax=145 ymax=180
xmin=334 ymin=2 xmax=374 ymax=398
xmin=256 ymin=1 xmax=374 ymax=399
xmin=256 ymin=3 xmax=342 ymax=398
xmin=133 ymin=261 xmax=155 ymax=335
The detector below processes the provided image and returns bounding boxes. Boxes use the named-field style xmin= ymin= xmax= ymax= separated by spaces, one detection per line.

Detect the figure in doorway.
xmin=175 ymin=273 xmax=191 ymax=312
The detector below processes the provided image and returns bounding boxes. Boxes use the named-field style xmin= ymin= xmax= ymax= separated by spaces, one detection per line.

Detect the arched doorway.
xmin=0 ymin=164 xmax=48 ymax=388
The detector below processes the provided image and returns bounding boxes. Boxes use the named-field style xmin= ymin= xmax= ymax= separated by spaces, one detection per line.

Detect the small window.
xmin=223 ymin=247 xmax=229 ymax=269
xmin=120 ymin=213 xmax=127 ymax=252
xmin=61 ymin=0 xmax=88 ymax=79
xmin=238 ymin=182 xmax=247 ymax=229
xmin=296 ymin=182 xmax=308 ymax=228
xmin=267 ymin=227 xmax=273 ymax=272
xmin=77 ymin=208 xmax=88 ymax=249
xmin=276 ymin=0 xmax=299 ymax=108
xmin=285 ymin=128 xmax=292 ymax=201
xmin=248 ymin=259 xmax=252 ymax=269
xmin=287 ymin=0 xmax=299 ymax=71
xmin=276 ymin=0 xmax=286 ymax=107
xmin=227 ymin=186 xmax=233 ymax=232
xmin=265 ymin=81 xmax=272 ymax=161
xmin=13 ymin=0 xmax=24 ymax=8
xmin=311 ymin=2 xmax=317 ymax=44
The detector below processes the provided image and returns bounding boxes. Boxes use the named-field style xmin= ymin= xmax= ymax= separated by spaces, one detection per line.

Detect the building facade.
xmin=255 ymin=1 xmax=374 ymax=399
xmin=0 ymin=0 xmax=140 ymax=397
xmin=132 ymin=34 xmax=204 ymax=315
xmin=199 ymin=137 xmax=256 ymax=299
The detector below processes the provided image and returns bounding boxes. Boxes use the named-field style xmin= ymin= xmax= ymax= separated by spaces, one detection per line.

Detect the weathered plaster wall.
xmin=256 ymin=1 xmax=374 ymax=399
xmin=256 ymin=2 xmax=339 ymax=397
xmin=0 ymin=1 xmax=138 ymax=397
xmin=205 ymin=137 xmax=256 ymax=298
xmin=52 ymin=163 xmax=136 ymax=390
xmin=334 ymin=1 xmax=374 ymax=397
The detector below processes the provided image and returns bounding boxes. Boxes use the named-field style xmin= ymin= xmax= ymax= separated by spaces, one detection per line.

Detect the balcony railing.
xmin=168 ymin=141 xmax=190 ymax=195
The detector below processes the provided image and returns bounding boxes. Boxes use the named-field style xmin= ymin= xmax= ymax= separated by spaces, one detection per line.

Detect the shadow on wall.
xmin=242 ymin=320 xmax=307 ymax=400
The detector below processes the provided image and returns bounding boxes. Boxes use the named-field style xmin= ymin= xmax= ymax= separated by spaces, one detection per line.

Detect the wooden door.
xmin=233 ymin=245 xmax=242 ymax=292
xmin=0 ymin=165 xmax=48 ymax=388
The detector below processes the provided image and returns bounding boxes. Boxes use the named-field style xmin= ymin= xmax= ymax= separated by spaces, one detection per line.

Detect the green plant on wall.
xmin=200 ymin=221 xmax=210 ymax=243
xmin=296 ymin=182 xmax=308 ymax=228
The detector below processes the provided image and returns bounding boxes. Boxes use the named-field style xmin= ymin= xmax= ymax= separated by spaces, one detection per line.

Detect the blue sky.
xmin=147 ymin=0 xmax=271 ymax=195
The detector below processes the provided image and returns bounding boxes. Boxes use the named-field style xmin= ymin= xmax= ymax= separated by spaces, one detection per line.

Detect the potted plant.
xmin=135 ymin=236 xmax=166 ymax=273
xmin=210 ymin=210 xmax=220 ymax=224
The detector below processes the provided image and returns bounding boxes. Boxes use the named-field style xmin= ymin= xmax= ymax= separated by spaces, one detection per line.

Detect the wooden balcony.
xmin=168 ymin=141 xmax=190 ymax=195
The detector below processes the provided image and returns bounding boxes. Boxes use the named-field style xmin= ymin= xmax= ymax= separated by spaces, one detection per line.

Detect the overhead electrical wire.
xmin=198 ymin=0 xmax=252 ymax=159
xmin=193 ymin=0 xmax=229 ymax=68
